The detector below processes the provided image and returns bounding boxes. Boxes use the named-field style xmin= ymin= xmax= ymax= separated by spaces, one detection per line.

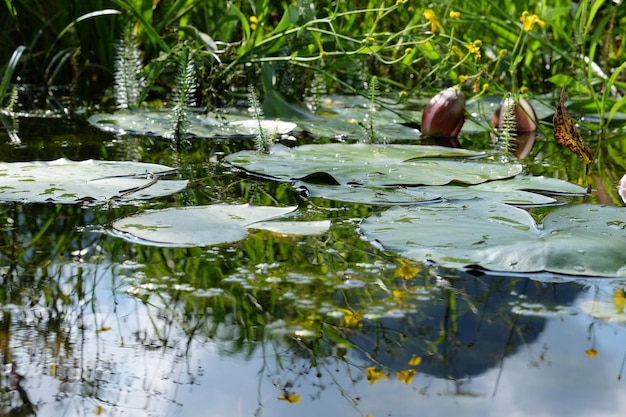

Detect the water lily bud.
xmin=619 ymin=174 xmax=626 ymax=205
xmin=421 ymin=86 xmax=465 ymax=137
xmin=491 ymin=97 xmax=538 ymax=132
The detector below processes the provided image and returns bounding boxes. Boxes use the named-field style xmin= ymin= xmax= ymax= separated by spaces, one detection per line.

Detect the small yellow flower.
xmin=464 ymin=40 xmax=482 ymax=58
xmin=396 ymin=369 xmax=416 ymax=384
xmin=278 ymin=392 xmax=302 ymax=403
xmin=408 ymin=355 xmax=422 ymax=366
xmin=424 ymin=9 xmax=444 ymax=35
xmin=404 ymin=47 xmax=413 ymax=55
xmin=458 ymin=74 xmax=469 ymax=83
xmin=366 ymin=367 xmax=388 ymax=384
xmin=519 ymin=11 xmax=544 ymax=31
xmin=481 ymin=83 xmax=490 ymax=93
xmin=585 ymin=349 xmax=598 ymax=358
xmin=519 ymin=86 xmax=529 ymax=94
xmin=395 ymin=259 xmax=420 ymax=280
xmin=337 ymin=307 xmax=363 ymax=328
xmin=249 ymin=15 xmax=258 ymax=31
xmin=449 ymin=11 xmax=461 ymax=19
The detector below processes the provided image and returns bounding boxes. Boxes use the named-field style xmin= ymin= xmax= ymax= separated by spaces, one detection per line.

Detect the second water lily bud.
xmin=491 ymin=97 xmax=538 ymax=132
xmin=421 ymin=86 xmax=466 ymax=137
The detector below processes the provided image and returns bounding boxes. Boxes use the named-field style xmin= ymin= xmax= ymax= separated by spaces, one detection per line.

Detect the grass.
xmin=0 ymin=0 xmax=624 ymax=121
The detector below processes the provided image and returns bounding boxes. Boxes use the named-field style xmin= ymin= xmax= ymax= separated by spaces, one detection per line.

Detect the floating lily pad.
xmin=225 ymin=143 xmax=521 ymax=187
xmin=111 ymin=204 xmax=330 ymax=247
xmin=87 ymin=109 xmax=296 ymax=138
xmin=360 ymin=201 xmax=626 ymax=277
xmin=0 ymin=159 xmax=188 ymax=203
xmin=297 ymin=176 xmax=585 ymax=206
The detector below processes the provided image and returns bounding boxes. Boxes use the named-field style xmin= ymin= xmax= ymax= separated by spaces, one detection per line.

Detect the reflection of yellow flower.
xmin=614 ymin=289 xmax=626 ymax=314
xmin=249 ymin=15 xmax=258 ymax=30
xmin=449 ymin=11 xmax=461 ymax=19
xmin=337 ymin=307 xmax=363 ymax=328
xmin=519 ymin=11 xmax=544 ymax=31
xmin=278 ymin=392 xmax=302 ymax=403
xmin=366 ymin=367 xmax=388 ymax=384
xmin=395 ymin=259 xmax=420 ymax=280
xmin=424 ymin=9 xmax=443 ymax=35
xmin=408 ymin=355 xmax=422 ymax=366
xmin=585 ymin=349 xmax=598 ymax=358
xmin=396 ymin=369 xmax=416 ymax=384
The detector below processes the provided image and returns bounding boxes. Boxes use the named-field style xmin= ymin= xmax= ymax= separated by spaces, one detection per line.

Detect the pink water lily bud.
xmin=491 ymin=97 xmax=538 ymax=132
xmin=619 ymin=174 xmax=626 ymax=205
xmin=421 ymin=86 xmax=466 ymax=137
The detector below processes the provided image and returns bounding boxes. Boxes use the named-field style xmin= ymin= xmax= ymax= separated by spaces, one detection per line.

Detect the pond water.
xmin=1 ymin=107 xmax=626 ymax=417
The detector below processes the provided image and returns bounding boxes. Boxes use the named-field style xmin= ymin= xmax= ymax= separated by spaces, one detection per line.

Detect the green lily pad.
xmin=111 ymin=204 xmax=330 ymax=247
xmin=297 ymin=176 xmax=585 ymax=206
xmin=0 ymin=159 xmax=188 ymax=203
xmin=360 ymin=200 xmax=626 ymax=277
xmin=87 ymin=109 xmax=296 ymax=138
xmin=225 ymin=143 xmax=521 ymax=187
xmin=296 ymin=182 xmax=442 ymax=205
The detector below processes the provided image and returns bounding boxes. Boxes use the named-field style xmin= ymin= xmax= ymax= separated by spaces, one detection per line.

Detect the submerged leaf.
xmin=0 ymin=159 xmax=187 ymax=203
xmin=360 ymin=201 xmax=626 ymax=277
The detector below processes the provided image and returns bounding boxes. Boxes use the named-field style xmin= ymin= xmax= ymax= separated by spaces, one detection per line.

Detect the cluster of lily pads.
xmin=2 ymin=93 xmax=625 ymax=278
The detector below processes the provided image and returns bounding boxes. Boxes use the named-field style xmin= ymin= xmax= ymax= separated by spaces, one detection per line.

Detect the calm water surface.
xmin=1 ymin=115 xmax=626 ymax=417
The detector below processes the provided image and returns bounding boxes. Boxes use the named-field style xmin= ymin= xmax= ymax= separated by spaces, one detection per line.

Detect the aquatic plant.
xmin=114 ymin=22 xmax=145 ymax=110
xmin=247 ymin=84 xmax=272 ymax=153
xmin=169 ymin=46 xmax=197 ymax=149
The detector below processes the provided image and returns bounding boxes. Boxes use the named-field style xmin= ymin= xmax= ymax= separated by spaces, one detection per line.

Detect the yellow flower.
xmin=249 ymin=15 xmax=258 ymax=31
xmin=458 ymin=74 xmax=469 ymax=83
xmin=396 ymin=369 xmax=416 ymax=384
xmin=519 ymin=11 xmax=544 ymax=31
xmin=337 ymin=307 xmax=363 ymax=328
xmin=585 ymin=349 xmax=598 ymax=358
xmin=366 ymin=367 xmax=388 ymax=384
xmin=464 ymin=40 xmax=481 ymax=58
xmin=278 ymin=392 xmax=302 ymax=403
xmin=424 ymin=9 xmax=444 ymax=35
xmin=408 ymin=355 xmax=422 ymax=366
xmin=449 ymin=11 xmax=461 ymax=19
xmin=395 ymin=259 xmax=420 ymax=280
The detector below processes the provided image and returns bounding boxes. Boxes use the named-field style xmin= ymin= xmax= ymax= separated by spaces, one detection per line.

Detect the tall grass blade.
xmin=0 ymin=45 xmax=26 ymax=106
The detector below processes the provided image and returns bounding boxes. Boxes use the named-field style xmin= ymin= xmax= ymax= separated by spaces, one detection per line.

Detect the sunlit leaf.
xmin=0 ymin=159 xmax=187 ymax=203
xmin=225 ymin=143 xmax=521 ymax=187
xmin=360 ymin=201 xmax=626 ymax=277
xmin=111 ymin=204 xmax=329 ymax=247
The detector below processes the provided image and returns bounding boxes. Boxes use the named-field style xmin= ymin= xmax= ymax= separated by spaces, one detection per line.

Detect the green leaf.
xmin=111 ymin=204 xmax=330 ymax=247
xmin=225 ymin=143 xmax=521 ymax=187
xmin=0 ymin=159 xmax=187 ymax=203
xmin=360 ymin=201 xmax=626 ymax=277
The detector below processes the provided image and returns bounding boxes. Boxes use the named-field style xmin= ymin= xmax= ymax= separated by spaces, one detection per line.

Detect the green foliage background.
xmin=1 ymin=0 xmax=625 ymax=110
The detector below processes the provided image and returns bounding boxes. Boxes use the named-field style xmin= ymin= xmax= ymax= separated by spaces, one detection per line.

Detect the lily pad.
xmin=297 ymin=176 xmax=585 ymax=206
xmin=360 ymin=200 xmax=626 ymax=277
xmin=225 ymin=143 xmax=521 ymax=187
xmin=111 ymin=204 xmax=330 ymax=247
xmin=87 ymin=109 xmax=296 ymax=138
xmin=0 ymin=159 xmax=188 ymax=203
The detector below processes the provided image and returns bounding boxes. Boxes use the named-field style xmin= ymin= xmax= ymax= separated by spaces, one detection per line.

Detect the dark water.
xmin=1 ymin=115 xmax=626 ymax=417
